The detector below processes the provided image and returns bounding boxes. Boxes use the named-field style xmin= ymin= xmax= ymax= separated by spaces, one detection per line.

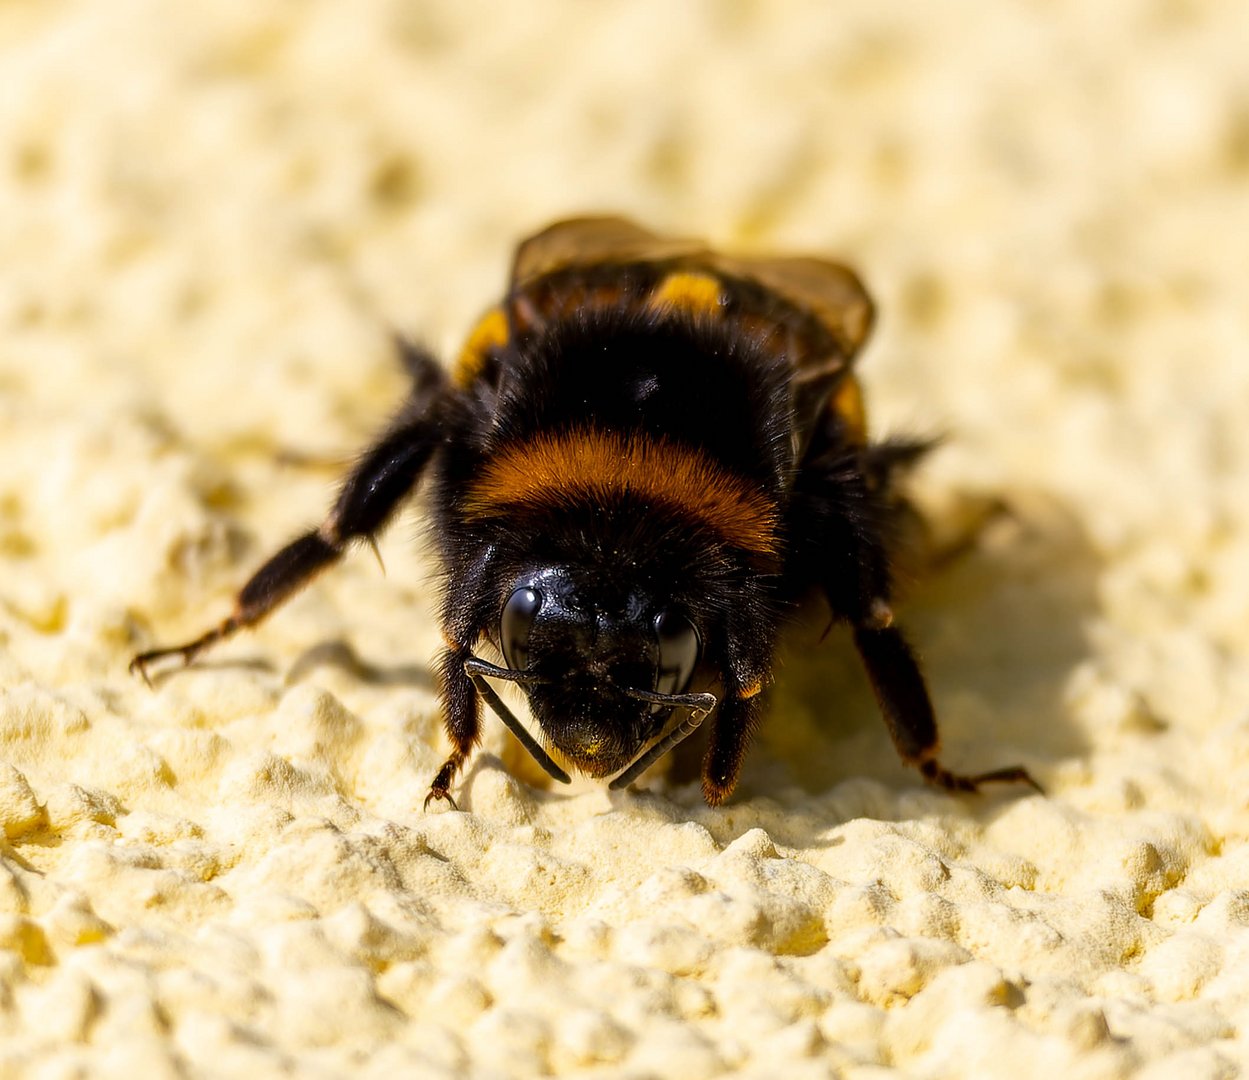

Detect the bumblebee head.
xmin=495 ymin=565 xmax=704 ymax=778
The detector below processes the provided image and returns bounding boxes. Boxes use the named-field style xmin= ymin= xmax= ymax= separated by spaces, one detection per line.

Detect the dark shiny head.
xmin=497 ymin=566 xmax=701 ymax=776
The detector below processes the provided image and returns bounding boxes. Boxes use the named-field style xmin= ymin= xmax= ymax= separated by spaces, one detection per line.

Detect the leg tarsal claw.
xmin=919 ymin=758 xmax=1043 ymax=794
xmin=423 ymin=756 xmax=464 ymax=811
xmin=422 ymin=786 xmax=458 ymax=812
xmin=128 ymin=634 xmax=218 ymax=684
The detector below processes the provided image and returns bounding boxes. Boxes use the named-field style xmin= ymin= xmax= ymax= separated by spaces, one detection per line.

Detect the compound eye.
xmin=654 ymin=610 xmax=700 ymax=695
xmin=501 ymin=587 xmax=542 ymax=671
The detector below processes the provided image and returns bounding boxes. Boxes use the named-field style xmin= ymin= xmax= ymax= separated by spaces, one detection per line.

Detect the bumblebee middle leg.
xmin=788 ymin=431 xmax=1039 ymax=794
xmin=130 ymin=344 xmax=449 ymax=681
xmin=851 ymin=620 xmax=1037 ymax=791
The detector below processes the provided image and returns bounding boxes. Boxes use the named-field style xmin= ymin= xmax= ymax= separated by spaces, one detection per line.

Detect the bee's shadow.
xmin=285 ymin=638 xmax=436 ymax=691
xmin=745 ymin=492 xmax=1101 ymax=802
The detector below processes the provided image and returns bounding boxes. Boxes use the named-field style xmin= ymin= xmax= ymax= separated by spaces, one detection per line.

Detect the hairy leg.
xmin=131 ymin=344 xmax=449 ymax=681
xmin=853 ymin=621 xmax=1041 ymax=792
xmin=424 ymin=644 xmax=481 ymax=810
xmin=700 ymin=684 xmax=765 ymax=806
xmin=790 ymin=425 xmax=1039 ymax=794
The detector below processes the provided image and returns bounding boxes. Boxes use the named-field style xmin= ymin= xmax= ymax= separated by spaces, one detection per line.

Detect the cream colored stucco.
xmin=2 ymin=2 xmax=1248 ymax=1076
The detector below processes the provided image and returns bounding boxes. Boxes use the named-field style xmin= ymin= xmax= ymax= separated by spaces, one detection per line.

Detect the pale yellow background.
xmin=2 ymin=1 xmax=1248 ymax=1077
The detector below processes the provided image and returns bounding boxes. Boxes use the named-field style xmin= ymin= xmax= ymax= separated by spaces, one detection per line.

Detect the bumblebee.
xmin=131 ymin=216 xmax=1036 ymax=807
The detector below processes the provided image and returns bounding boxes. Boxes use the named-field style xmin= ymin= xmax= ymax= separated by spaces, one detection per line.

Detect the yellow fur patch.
xmin=648 ymin=271 xmax=724 ymax=316
xmin=832 ymin=374 xmax=867 ymax=445
xmin=463 ymin=428 xmax=778 ymax=556
xmin=738 ymin=678 xmax=764 ymax=699
xmin=454 ymin=306 xmax=509 ymax=388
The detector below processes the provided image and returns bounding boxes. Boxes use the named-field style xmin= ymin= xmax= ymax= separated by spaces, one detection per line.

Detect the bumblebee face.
xmin=498 ymin=566 xmax=702 ymax=777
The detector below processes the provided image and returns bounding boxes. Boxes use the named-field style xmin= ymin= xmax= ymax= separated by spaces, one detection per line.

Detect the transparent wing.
xmin=713 ymin=252 xmax=875 ymax=358
xmin=511 ymin=215 xmax=709 ymax=288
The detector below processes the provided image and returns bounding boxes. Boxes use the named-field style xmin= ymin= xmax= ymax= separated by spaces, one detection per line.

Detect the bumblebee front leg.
xmin=424 ymin=644 xmax=480 ymax=810
xmin=130 ymin=345 xmax=448 ymax=681
xmin=701 ymin=673 xmax=766 ymax=806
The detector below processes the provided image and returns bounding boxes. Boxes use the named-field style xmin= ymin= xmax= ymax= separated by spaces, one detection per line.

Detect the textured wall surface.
xmin=2 ymin=1 xmax=1248 ymax=1076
